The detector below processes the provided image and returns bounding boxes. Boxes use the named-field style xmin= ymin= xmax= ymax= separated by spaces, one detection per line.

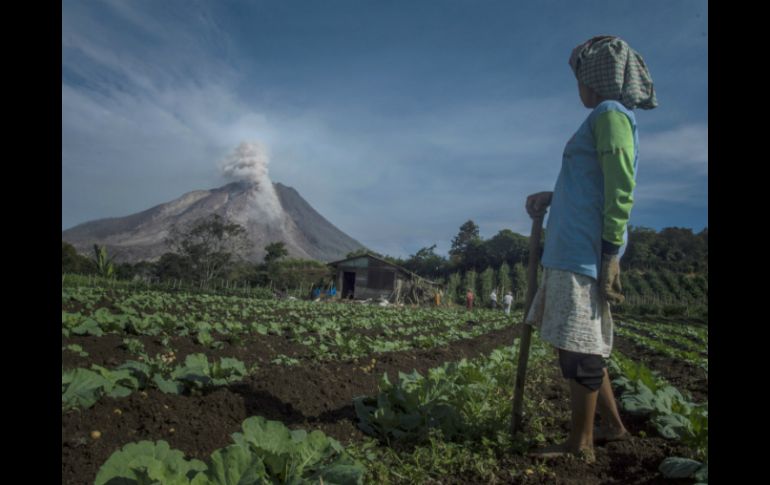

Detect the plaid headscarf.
xmin=569 ymin=35 xmax=658 ymax=110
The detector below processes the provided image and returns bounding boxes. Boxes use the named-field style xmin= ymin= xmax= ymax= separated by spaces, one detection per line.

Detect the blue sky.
xmin=62 ymin=0 xmax=708 ymax=259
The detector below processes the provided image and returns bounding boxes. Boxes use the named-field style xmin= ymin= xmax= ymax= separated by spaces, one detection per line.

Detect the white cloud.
xmin=634 ymin=177 xmax=707 ymax=205
xmin=641 ymin=123 xmax=708 ymax=174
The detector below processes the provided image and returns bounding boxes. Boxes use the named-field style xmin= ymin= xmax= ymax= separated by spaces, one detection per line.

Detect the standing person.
xmin=465 ymin=288 xmax=474 ymax=311
xmin=525 ymin=35 xmax=656 ymax=462
xmin=503 ymin=291 xmax=514 ymax=315
xmin=434 ymin=288 xmax=443 ymax=307
xmin=490 ymin=289 xmax=498 ymax=309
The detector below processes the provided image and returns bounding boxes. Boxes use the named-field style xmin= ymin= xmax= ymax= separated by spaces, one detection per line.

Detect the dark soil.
xmin=614 ymin=335 xmax=708 ymax=403
xmin=61 ymin=330 xmax=308 ymax=371
xmin=62 ymin=319 xmax=706 ymax=485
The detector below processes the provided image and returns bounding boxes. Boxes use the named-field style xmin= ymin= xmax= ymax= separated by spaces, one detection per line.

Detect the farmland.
xmin=62 ymin=283 xmax=708 ymax=484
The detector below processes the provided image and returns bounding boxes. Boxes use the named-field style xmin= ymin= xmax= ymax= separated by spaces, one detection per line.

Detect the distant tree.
xmin=480 ymin=267 xmax=495 ymax=305
xmin=267 ymin=259 xmax=333 ymax=292
xmin=511 ymin=262 xmax=527 ymax=301
xmin=624 ymin=226 xmax=657 ymax=270
xmin=155 ymin=252 xmax=190 ymax=281
xmin=462 ymin=270 xmax=478 ymax=299
xmin=445 ymin=272 xmax=462 ymax=305
xmin=131 ymin=261 xmax=157 ymax=280
xmin=462 ymin=238 xmax=489 ymax=272
xmin=483 ymin=229 xmax=529 ymax=268
xmin=165 ymin=214 xmax=252 ymax=286
xmin=62 ymin=241 xmax=94 ymax=274
xmin=403 ymin=244 xmax=448 ymax=280
xmin=497 ymin=262 xmax=512 ymax=295
xmin=226 ymin=261 xmax=263 ymax=286
xmin=114 ymin=262 xmax=136 ymax=280
xmin=449 ymin=220 xmax=481 ymax=264
xmin=264 ymin=242 xmax=289 ymax=264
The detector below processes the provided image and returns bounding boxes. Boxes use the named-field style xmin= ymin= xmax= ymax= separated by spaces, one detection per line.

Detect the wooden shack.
xmin=328 ymin=253 xmax=439 ymax=304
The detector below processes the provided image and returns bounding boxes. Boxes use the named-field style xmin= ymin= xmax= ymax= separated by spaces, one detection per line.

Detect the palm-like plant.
xmin=93 ymin=244 xmax=115 ymax=278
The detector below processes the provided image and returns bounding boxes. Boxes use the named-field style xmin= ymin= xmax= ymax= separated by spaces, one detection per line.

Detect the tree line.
xmin=62 ymin=215 xmax=333 ymax=293
xmin=352 ymin=221 xmax=708 ymax=281
xmin=63 ymin=216 xmax=707 ymax=300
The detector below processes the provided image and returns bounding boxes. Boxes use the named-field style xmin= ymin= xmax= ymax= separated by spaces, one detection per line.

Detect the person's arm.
xmin=593 ymin=111 xmax=635 ymax=254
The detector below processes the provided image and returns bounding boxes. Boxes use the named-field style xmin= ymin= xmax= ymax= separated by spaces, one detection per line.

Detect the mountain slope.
xmin=62 ymin=182 xmax=366 ymax=263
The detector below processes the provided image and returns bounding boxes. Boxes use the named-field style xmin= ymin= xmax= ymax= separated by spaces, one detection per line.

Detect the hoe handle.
xmin=511 ymin=214 xmax=544 ymax=436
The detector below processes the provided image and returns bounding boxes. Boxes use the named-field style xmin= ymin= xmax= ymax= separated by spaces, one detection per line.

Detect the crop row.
xmin=90 ymin=338 xmax=555 ymax=485
xmin=62 ymin=353 xmax=252 ymax=410
xmin=93 ymin=416 xmax=365 ymax=485
xmin=616 ymin=320 xmax=707 ymax=356
xmin=63 ymin=287 xmax=520 ymax=364
xmin=620 ymin=270 xmax=707 ymax=302
xmin=615 ymin=325 xmax=708 ymax=373
xmin=620 ymin=316 xmax=708 ymax=344
xmin=86 ymin=327 xmax=708 ymax=484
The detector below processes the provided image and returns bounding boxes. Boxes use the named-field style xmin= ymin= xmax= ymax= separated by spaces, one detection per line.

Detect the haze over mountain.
xmin=62 ymin=143 xmax=366 ymax=263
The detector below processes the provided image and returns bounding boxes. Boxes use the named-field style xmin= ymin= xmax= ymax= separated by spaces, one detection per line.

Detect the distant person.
xmin=490 ymin=290 xmax=498 ymax=309
xmin=503 ymin=291 xmax=513 ymax=315
xmin=525 ymin=36 xmax=656 ymax=462
xmin=465 ymin=289 xmax=474 ymax=311
xmin=434 ymin=289 xmax=442 ymax=307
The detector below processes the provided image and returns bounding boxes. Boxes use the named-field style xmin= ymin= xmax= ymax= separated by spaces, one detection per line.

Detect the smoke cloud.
xmin=220 ymin=141 xmax=283 ymax=222
xmin=220 ymin=141 xmax=271 ymax=186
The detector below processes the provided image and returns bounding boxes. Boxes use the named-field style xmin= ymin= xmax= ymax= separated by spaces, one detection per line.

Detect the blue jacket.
xmin=541 ymin=100 xmax=639 ymax=280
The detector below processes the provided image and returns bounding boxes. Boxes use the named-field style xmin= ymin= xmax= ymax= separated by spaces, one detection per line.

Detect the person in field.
xmin=490 ymin=289 xmax=498 ymax=309
xmin=524 ymin=35 xmax=657 ymax=462
xmin=466 ymin=288 xmax=474 ymax=311
xmin=503 ymin=291 xmax=513 ymax=315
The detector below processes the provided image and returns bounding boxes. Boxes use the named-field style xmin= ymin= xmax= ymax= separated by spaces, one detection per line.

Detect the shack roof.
xmin=328 ymin=253 xmax=439 ymax=286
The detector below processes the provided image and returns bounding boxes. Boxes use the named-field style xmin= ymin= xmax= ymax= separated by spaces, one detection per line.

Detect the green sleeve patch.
xmin=593 ymin=111 xmax=636 ymax=246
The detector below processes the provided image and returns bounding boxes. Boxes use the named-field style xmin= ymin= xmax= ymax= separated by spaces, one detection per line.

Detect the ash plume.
xmin=219 ymin=141 xmax=283 ymax=222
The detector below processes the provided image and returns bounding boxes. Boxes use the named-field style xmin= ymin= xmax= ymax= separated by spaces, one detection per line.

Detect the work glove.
xmin=599 ymin=253 xmax=624 ymax=305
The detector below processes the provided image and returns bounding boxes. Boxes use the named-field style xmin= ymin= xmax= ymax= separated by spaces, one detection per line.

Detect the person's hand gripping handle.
xmin=526 ymin=191 xmax=553 ymax=219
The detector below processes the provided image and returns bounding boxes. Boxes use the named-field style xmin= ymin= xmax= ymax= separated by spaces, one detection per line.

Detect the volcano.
xmin=61 ymin=181 xmax=366 ymax=263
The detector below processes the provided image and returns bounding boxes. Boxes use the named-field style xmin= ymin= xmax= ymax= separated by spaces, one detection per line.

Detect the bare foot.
xmin=528 ymin=443 xmax=596 ymax=463
xmin=593 ymin=426 xmax=631 ymax=444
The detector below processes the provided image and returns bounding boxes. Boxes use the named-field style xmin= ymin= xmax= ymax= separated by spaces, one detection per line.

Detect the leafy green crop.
xmin=63 ymin=344 xmax=89 ymax=357
xmin=271 ymin=354 xmax=301 ymax=366
xmin=659 ymin=457 xmax=708 ymax=483
xmin=62 ymin=366 xmax=141 ymax=410
xmin=610 ymin=351 xmax=708 ymax=480
xmin=62 ymin=354 xmax=249 ymax=409
xmin=94 ymin=416 xmax=365 ymax=485
xmin=355 ymin=342 xmax=549 ymax=445
xmin=61 ymin=285 xmax=519 ymax=363
xmin=94 ymin=440 xmax=208 ymax=485
xmin=171 ymin=354 xmax=248 ymax=392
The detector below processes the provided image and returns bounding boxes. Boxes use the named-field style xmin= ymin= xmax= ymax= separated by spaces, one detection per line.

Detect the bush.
xmin=636 ymin=304 xmax=661 ymax=316
xmin=661 ymin=304 xmax=688 ymax=317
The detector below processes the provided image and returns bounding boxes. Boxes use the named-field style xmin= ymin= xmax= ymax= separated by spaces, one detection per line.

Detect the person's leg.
xmin=566 ymin=379 xmax=598 ymax=451
xmin=595 ymin=367 xmax=630 ymax=441
xmin=528 ymin=379 xmax=598 ymax=460
xmin=529 ymin=350 xmax=603 ymax=461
